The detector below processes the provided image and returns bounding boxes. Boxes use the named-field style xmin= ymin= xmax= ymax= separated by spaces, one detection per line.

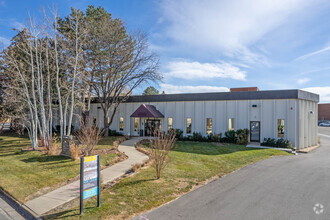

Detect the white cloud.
xmin=0 ymin=36 xmax=10 ymax=47
xmin=296 ymin=66 xmax=330 ymax=76
xmin=11 ymin=21 xmax=25 ymax=30
xmin=165 ymin=61 xmax=246 ymax=80
xmin=297 ymin=78 xmax=310 ymax=85
xmin=160 ymin=0 xmax=319 ymax=64
xmin=160 ymin=84 xmax=229 ymax=94
xmin=295 ymin=46 xmax=330 ymax=61
xmin=302 ymin=87 xmax=330 ymax=103
xmin=0 ymin=19 xmax=25 ymax=30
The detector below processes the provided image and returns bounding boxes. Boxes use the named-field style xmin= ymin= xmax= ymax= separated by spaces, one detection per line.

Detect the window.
xmin=134 ymin=118 xmax=139 ymax=132
xmin=186 ymin=118 xmax=192 ymax=134
xmin=228 ymin=118 xmax=234 ymax=131
xmin=277 ymin=119 xmax=285 ymax=138
xmin=93 ymin=117 xmax=97 ymax=126
xmin=168 ymin=117 xmax=173 ymax=131
xmin=119 ymin=117 xmax=124 ymax=131
xmin=107 ymin=117 xmax=110 ymax=125
xmin=206 ymin=118 xmax=212 ymax=134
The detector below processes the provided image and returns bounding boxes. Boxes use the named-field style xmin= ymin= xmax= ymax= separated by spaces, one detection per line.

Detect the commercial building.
xmin=88 ymin=88 xmax=319 ymax=150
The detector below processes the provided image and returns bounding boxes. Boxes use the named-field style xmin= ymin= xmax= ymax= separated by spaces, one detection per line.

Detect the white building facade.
xmin=88 ymin=89 xmax=319 ymax=150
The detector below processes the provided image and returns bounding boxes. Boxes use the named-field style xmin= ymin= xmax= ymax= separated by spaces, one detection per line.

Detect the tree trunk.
xmin=54 ymin=13 xmax=64 ymax=146
xmin=46 ymin=46 xmax=52 ymax=140
xmin=35 ymin=41 xmax=48 ymax=148
xmin=63 ymin=96 xmax=69 ymax=136
xmin=109 ymin=105 xmax=118 ymax=129
xmin=103 ymin=108 xmax=109 ymax=136
xmin=67 ymin=14 xmax=79 ymax=136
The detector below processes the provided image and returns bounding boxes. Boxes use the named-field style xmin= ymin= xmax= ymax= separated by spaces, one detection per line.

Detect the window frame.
xmin=277 ymin=119 xmax=285 ymax=138
xmin=134 ymin=118 xmax=139 ymax=132
xmin=206 ymin=118 xmax=212 ymax=134
xmin=228 ymin=118 xmax=234 ymax=131
xmin=167 ymin=117 xmax=173 ymax=131
xmin=119 ymin=117 xmax=124 ymax=131
xmin=186 ymin=117 xmax=192 ymax=134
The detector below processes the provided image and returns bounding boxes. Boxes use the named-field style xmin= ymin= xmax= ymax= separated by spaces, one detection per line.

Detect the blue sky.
xmin=1 ymin=0 xmax=330 ymax=102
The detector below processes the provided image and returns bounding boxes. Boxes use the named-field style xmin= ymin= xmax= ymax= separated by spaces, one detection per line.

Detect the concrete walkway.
xmin=25 ymin=137 xmax=149 ymax=217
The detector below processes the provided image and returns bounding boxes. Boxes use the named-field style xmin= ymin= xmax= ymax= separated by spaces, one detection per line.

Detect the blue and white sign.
xmin=80 ymin=155 xmax=101 ymax=215
xmin=83 ymin=187 xmax=99 ymax=199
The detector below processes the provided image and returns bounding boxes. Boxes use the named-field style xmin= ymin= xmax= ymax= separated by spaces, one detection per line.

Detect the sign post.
xmin=80 ymin=155 xmax=101 ymax=215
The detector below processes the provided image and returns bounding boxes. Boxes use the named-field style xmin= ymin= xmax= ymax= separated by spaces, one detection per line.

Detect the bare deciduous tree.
xmin=75 ymin=117 xmax=102 ymax=156
xmin=1 ymin=26 xmax=51 ymax=149
xmin=0 ymin=7 xmax=83 ymax=149
xmin=0 ymin=5 xmax=161 ymax=151
xmin=83 ymin=6 xmax=161 ymax=136
xmin=150 ymin=129 xmax=176 ymax=179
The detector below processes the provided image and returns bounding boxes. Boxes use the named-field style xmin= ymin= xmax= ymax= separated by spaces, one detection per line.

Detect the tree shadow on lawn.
xmin=116 ymin=178 xmax=156 ymax=187
xmin=0 ymin=152 xmax=22 ymax=157
xmin=0 ymin=148 xmax=24 ymax=157
xmin=21 ymin=155 xmax=73 ymax=164
xmin=171 ymin=141 xmax=265 ymax=156
xmin=0 ymin=141 xmax=29 ymax=152
xmin=0 ymin=131 xmax=29 ymax=138
xmin=42 ymin=206 xmax=95 ymax=219
xmin=96 ymin=136 xmax=119 ymax=146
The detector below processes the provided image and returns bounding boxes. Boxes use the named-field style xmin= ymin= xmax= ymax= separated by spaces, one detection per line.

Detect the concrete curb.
xmin=246 ymin=145 xmax=294 ymax=154
xmin=0 ymin=188 xmax=41 ymax=220
xmin=297 ymin=144 xmax=320 ymax=153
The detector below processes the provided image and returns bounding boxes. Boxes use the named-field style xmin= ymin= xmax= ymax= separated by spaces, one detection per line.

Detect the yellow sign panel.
xmin=84 ymin=155 xmax=97 ymax=162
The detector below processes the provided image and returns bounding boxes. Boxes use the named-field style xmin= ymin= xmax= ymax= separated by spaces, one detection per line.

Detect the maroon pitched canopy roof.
xmin=130 ymin=104 xmax=164 ymax=118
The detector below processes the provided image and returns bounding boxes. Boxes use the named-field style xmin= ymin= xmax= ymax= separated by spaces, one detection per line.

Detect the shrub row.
xmin=261 ymin=138 xmax=293 ymax=149
xmin=109 ymin=129 xmax=123 ymax=136
xmin=172 ymin=128 xmax=249 ymax=145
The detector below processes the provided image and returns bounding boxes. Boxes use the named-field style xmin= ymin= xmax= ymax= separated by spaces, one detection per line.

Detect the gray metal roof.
xmin=124 ymin=89 xmax=319 ymax=103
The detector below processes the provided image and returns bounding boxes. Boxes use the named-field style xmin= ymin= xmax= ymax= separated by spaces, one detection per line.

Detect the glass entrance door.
xmin=250 ymin=121 xmax=260 ymax=142
xmin=144 ymin=119 xmax=161 ymax=136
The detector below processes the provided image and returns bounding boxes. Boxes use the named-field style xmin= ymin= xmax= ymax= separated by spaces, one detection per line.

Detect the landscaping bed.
xmin=0 ymin=133 xmax=123 ymax=203
xmin=44 ymin=141 xmax=290 ymax=219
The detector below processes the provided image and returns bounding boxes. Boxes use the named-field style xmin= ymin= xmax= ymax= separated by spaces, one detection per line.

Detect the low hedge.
xmin=261 ymin=138 xmax=293 ymax=149
xmin=173 ymin=128 xmax=249 ymax=145
xmin=109 ymin=129 xmax=123 ymax=136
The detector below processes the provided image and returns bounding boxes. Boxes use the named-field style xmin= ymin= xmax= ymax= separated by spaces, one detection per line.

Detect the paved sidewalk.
xmin=25 ymin=137 xmax=149 ymax=216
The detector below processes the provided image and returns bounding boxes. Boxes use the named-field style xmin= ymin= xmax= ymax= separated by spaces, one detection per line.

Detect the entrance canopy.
xmin=130 ymin=104 xmax=164 ymax=118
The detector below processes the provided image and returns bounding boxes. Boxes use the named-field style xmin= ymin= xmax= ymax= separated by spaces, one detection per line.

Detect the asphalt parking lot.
xmin=135 ymin=127 xmax=330 ymax=220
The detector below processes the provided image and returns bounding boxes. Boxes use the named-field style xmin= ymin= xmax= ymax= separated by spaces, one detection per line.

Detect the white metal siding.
xmin=89 ymin=98 xmax=317 ymax=149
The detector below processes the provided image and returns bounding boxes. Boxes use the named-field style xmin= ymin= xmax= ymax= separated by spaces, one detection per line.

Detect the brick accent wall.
xmin=318 ymin=103 xmax=330 ymax=120
xmin=230 ymin=87 xmax=259 ymax=92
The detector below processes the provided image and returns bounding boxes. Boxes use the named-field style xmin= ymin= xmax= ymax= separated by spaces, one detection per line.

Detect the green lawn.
xmin=45 ymin=141 xmax=290 ymax=219
xmin=95 ymin=136 xmax=119 ymax=150
xmin=0 ymin=133 xmax=119 ymax=203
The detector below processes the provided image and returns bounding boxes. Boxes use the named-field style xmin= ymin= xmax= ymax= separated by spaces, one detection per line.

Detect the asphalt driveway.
xmin=135 ymin=127 xmax=330 ymax=220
